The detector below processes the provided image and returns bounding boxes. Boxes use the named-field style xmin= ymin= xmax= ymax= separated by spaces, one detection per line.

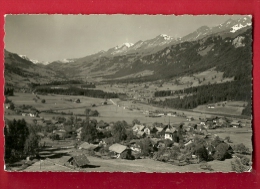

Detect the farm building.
xmin=132 ymin=124 xmax=145 ymax=132
xmin=109 ymin=143 xmax=132 ymax=159
xmin=186 ymin=116 xmax=194 ymax=121
xmin=207 ymin=105 xmax=215 ymax=109
xmin=29 ymin=112 xmax=38 ymax=117
xmin=143 ymin=127 xmax=151 ymax=135
xmin=136 ymin=131 xmax=146 ymax=138
xmin=101 ymin=101 xmax=107 ymax=105
xmin=21 ymin=113 xmax=27 ymax=116
xmin=230 ymin=121 xmax=241 ymax=128
xmin=78 ymin=142 xmax=99 ymax=151
xmin=99 ymin=138 xmax=114 ymax=146
xmin=68 ymin=154 xmax=90 ymax=168
xmin=97 ymin=121 xmax=109 ymax=130
xmin=128 ymin=140 xmax=141 ymax=152
xmin=75 ymin=99 xmax=80 ymax=103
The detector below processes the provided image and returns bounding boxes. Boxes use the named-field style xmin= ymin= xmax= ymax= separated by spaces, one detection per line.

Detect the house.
xmin=157 ymin=113 xmax=165 ymax=116
xmin=149 ymin=126 xmax=159 ymax=135
xmin=109 ymin=143 xmax=130 ymax=159
xmin=100 ymin=138 xmax=114 ymax=147
xmin=78 ymin=142 xmax=99 ymax=151
xmin=53 ymin=130 xmax=66 ymax=139
xmin=186 ymin=116 xmax=194 ymax=121
xmin=230 ymin=121 xmax=241 ymax=128
xmin=128 ymin=140 xmax=141 ymax=152
xmin=75 ymin=99 xmax=80 ymax=103
xmin=76 ymin=127 xmax=82 ymax=140
xmin=132 ymin=124 xmax=145 ymax=132
xmin=29 ymin=112 xmax=38 ymax=117
xmin=137 ymin=131 xmax=146 ymax=138
xmin=207 ymin=105 xmax=215 ymax=109
xmin=97 ymin=121 xmax=109 ymax=130
xmin=155 ymin=127 xmax=164 ymax=137
xmin=68 ymin=154 xmax=90 ymax=168
xmin=164 ymin=127 xmax=177 ymax=141
xmin=101 ymin=101 xmax=107 ymax=105
xmin=143 ymin=127 xmax=150 ymax=135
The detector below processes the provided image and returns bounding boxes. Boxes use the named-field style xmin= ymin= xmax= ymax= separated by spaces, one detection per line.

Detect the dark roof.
xmin=71 ymin=154 xmax=90 ymax=167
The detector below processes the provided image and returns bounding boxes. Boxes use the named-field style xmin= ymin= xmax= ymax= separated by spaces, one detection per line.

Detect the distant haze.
xmin=5 ymin=15 xmax=246 ymax=62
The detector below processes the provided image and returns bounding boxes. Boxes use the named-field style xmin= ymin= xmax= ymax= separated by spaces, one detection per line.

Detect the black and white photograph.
xmin=4 ymin=15 xmax=252 ymax=172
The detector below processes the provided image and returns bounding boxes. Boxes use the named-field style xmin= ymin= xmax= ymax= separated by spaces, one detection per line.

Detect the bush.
xmin=231 ymin=158 xmax=248 ymax=172
xmin=86 ymin=149 xmax=95 ymax=156
xmin=240 ymin=156 xmax=250 ymax=166
xmin=224 ymin=136 xmax=232 ymax=143
xmin=164 ymin=139 xmax=174 ymax=147
xmin=195 ymin=145 xmax=208 ymax=162
xmin=211 ymin=136 xmax=223 ymax=148
xmin=213 ymin=143 xmax=231 ymax=161
xmin=232 ymin=143 xmax=250 ymax=154
xmin=41 ymin=99 xmax=46 ymax=103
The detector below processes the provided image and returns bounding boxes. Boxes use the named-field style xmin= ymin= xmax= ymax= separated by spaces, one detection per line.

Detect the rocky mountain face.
xmin=5 ymin=16 xmax=252 ymax=85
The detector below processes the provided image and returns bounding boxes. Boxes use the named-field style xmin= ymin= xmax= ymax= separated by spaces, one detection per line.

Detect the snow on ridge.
xmin=230 ymin=23 xmax=251 ymax=33
xmin=122 ymin=42 xmax=134 ymax=48
xmin=159 ymin=34 xmax=173 ymax=40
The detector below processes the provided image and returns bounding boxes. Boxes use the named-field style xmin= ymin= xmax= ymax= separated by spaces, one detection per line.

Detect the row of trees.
xmin=34 ymin=87 xmax=121 ymax=99
xmin=152 ymin=80 xmax=251 ymax=116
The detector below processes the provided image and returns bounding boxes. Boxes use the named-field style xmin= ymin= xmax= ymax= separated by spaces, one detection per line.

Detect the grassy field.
xmin=6 ymin=93 xmax=251 ymax=125
xmin=6 ymin=93 xmax=189 ymax=125
xmin=193 ymin=101 xmax=247 ymax=116
xmin=22 ymin=148 xmax=239 ymax=172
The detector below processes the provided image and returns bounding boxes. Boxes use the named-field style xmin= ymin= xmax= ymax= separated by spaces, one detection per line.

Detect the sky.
xmin=4 ymin=15 xmax=246 ymax=62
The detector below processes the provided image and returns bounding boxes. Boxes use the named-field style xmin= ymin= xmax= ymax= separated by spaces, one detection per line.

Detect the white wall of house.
xmin=165 ymin=133 xmax=173 ymax=140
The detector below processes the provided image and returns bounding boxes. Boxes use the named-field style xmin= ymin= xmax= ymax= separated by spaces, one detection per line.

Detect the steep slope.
xmin=4 ymin=50 xmax=66 ymax=88
xmin=45 ymin=16 xmax=251 ymax=81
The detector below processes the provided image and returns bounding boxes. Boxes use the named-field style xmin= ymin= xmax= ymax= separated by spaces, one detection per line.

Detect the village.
xmin=4 ymin=92 xmax=252 ymax=172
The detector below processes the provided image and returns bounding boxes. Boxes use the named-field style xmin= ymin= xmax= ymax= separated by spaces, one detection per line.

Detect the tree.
xmin=194 ymin=144 xmax=208 ymax=162
xmin=213 ymin=143 xmax=231 ymax=161
xmin=9 ymin=102 xmax=15 ymax=110
xmin=139 ymin=138 xmax=153 ymax=157
xmin=5 ymin=119 xmax=29 ymax=160
xmin=111 ymin=121 xmax=127 ymax=143
xmin=24 ymin=131 xmax=40 ymax=156
xmin=132 ymin=119 xmax=141 ymax=126
xmin=41 ymin=99 xmax=46 ymax=103
xmin=232 ymin=143 xmax=250 ymax=154
xmin=81 ymin=120 xmax=98 ymax=143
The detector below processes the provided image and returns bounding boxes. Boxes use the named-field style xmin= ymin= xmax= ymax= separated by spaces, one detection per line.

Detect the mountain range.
xmin=5 ymin=16 xmax=252 ymax=87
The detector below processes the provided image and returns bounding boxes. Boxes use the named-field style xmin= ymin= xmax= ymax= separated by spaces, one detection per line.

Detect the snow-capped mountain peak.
xmin=122 ymin=42 xmax=134 ymax=48
xmin=158 ymin=34 xmax=173 ymax=40
xmin=19 ymin=54 xmax=48 ymax=64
